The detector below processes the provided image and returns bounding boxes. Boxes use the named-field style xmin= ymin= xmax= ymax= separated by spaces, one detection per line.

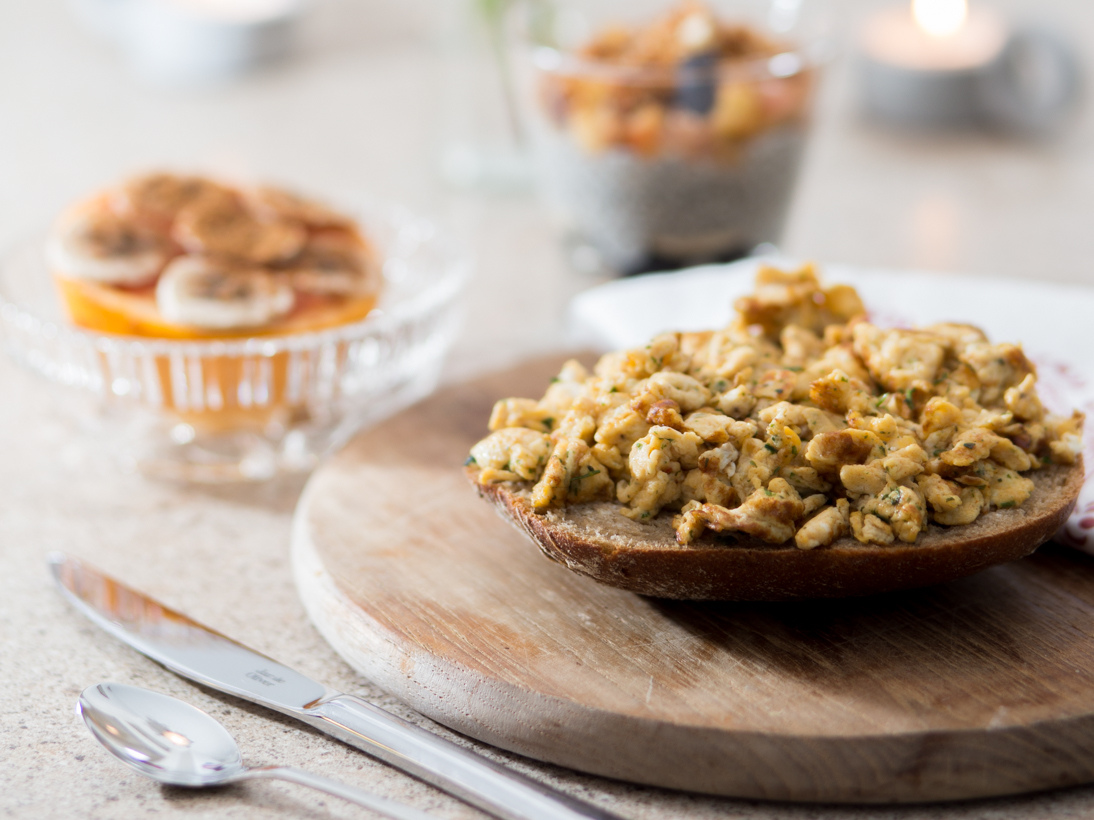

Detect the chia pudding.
xmin=520 ymin=1 xmax=822 ymax=274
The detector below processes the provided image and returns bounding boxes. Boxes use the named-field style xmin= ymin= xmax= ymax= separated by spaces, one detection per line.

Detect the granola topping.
xmin=540 ymin=1 xmax=814 ymax=161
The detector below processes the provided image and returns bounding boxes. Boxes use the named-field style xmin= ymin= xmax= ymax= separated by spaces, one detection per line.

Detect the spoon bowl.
xmin=78 ymin=682 xmax=432 ymax=820
xmin=80 ymin=682 xmax=245 ymax=787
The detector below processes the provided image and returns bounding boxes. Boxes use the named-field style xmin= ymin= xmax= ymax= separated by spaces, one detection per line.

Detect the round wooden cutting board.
xmin=293 ymin=354 xmax=1094 ymax=804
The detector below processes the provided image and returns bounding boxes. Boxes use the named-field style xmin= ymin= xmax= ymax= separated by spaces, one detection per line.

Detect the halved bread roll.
xmin=468 ymin=266 xmax=1085 ymax=600
xmin=467 ymin=459 xmax=1083 ymax=601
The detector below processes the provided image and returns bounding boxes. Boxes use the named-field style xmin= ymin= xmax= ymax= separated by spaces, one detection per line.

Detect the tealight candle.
xmin=858 ymin=0 xmax=1008 ymax=128
xmin=122 ymin=0 xmax=301 ymax=85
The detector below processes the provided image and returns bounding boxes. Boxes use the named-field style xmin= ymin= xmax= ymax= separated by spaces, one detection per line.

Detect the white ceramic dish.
xmin=567 ymin=257 xmax=1094 ymax=551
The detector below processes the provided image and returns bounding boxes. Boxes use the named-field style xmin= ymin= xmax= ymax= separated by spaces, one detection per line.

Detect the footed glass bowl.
xmin=0 ymin=203 xmax=468 ymax=481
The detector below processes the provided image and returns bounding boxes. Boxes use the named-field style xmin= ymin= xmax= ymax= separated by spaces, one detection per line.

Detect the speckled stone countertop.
xmin=6 ymin=0 xmax=1094 ymax=818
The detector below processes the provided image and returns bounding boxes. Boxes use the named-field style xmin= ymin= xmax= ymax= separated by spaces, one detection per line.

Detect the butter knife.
xmin=49 ymin=553 xmax=622 ymax=820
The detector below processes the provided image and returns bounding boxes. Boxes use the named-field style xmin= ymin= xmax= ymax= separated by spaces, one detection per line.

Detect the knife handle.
xmin=303 ymin=694 xmax=624 ymax=820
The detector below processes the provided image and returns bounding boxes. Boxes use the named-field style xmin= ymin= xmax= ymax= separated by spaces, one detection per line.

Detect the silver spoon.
xmin=78 ymin=682 xmax=433 ymax=820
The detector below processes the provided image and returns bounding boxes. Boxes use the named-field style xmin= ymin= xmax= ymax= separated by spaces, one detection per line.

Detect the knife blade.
xmin=49 ymin=552 xmax=623 ymax=820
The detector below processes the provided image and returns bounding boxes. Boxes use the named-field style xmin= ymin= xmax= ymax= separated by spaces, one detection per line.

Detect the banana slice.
xmin=114 ymin=172 xmax=234 ymax=231
xmin=249 ymin=185 xmax=355 ymax=230
xmin=283 ymin=233 xmax=381 ymax=297
xmin=46 ymin=203 xmax=169 ymax=286
xmin=173 ymin=193 xmax=306 ymax=264
xmin=156 ymin=256 xmax=295 ymax=330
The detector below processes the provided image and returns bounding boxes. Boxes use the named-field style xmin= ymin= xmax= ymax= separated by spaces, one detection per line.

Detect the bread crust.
xmin=468 ymin=460 xmax=1084 ymax=601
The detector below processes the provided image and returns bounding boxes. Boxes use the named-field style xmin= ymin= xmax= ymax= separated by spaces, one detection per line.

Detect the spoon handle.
xmin=246 ymin=766 xmax=434 ymax=820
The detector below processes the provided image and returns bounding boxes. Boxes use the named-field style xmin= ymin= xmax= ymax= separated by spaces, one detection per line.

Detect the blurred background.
xmin=1 ymin=0 xmax=1091 ymax=378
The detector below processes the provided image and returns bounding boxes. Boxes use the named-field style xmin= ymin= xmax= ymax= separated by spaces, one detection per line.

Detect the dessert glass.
xmin=0 ymin=202 xmax=468 ymax=481
xmin=513 ymin=0 xmax=831 ymax=274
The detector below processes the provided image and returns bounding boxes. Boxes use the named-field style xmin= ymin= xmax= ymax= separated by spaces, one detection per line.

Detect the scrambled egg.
xmin=470 ymin=265 xmax=1084 ymax=549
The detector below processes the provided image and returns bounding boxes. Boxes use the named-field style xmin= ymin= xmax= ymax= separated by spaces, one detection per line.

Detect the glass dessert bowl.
xmin=0 ymin=174 xmax=468 ymax=481
xmin=514 ymin=0 xmax=831 ymax=274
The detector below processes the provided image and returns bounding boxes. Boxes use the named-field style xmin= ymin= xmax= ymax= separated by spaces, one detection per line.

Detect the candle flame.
xmin=912 ymin=0 xmax=968 ymax=38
